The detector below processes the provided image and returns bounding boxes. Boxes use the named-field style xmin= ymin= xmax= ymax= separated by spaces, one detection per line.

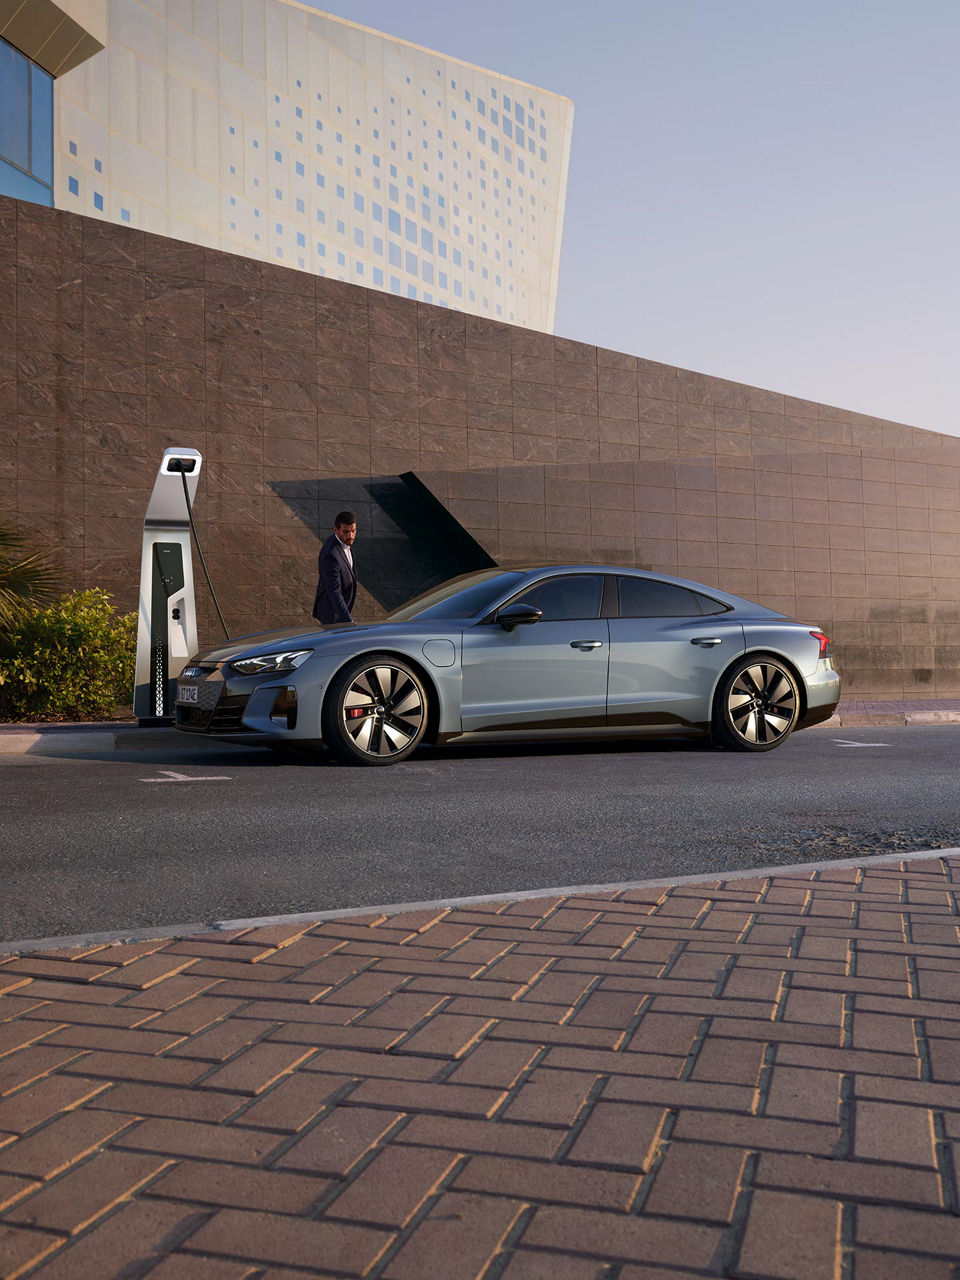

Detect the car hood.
xmin=193 ymin=621 xmax=386 ymax=664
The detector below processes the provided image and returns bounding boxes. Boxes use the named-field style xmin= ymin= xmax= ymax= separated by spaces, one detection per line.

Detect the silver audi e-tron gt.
xmin=174 ymin=565 xmax=840 ymax=765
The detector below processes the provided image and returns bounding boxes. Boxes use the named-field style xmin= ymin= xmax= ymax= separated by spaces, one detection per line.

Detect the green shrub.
xmin=0 ymin=589 xmax=137 ymax=722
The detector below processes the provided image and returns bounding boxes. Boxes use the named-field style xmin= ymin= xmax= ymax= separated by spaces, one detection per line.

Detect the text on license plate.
xmin=178 ymin=684 xmax=199 ymax=703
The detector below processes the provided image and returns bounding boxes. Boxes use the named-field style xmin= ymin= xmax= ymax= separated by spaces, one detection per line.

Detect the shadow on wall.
xmin=269 ymin=472 xmax=497 ymax=614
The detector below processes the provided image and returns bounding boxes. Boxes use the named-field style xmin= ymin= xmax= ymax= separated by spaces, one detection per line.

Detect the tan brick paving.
xmin=1 ymin=857 xmax=960 ymax=1276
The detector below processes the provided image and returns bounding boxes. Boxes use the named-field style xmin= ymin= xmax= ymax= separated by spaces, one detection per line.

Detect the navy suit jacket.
xmin=312 ymin=534 xmax=357 ymax=624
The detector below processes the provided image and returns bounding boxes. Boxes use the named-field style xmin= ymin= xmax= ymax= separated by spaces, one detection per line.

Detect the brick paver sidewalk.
xmin=3 ymin=859 xmax=960 ymax=1279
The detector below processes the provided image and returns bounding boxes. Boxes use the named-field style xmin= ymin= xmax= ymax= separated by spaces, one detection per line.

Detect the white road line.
xmin=141 ymin=769 xmax=233 ymax=782
xmin=6 ymin=846 xmax=960 ymax=956
xmin=832 ymin=739 xmax=891 ymax=747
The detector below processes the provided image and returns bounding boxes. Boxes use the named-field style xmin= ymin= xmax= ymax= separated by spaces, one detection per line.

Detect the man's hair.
xmin=334 ymin=510 xmax=356 ymax=528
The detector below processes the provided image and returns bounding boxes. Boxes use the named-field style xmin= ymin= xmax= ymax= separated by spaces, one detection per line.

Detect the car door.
xmin=607 ymin=576 xmax=745 ymax=728
xmin=460 ymin=573 xmax=609 ymax=732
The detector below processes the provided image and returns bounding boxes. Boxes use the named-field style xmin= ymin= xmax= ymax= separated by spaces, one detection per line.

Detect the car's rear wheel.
xmin=322 ymin=654 xmax=428 ymax=766
xmin=712 ymin=656 xmax=800 ymax=752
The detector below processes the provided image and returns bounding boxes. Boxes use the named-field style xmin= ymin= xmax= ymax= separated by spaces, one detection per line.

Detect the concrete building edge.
xmin=5 ymin=843 xmax=959 ymax=956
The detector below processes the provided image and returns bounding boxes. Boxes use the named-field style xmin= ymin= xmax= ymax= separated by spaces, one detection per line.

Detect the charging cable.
xmin=178 ymin=470 xmax=230 ymax=641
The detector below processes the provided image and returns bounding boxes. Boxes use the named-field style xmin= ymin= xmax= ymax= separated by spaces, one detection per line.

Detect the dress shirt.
xmin=336 ymin=534 xmax=354 ymax=570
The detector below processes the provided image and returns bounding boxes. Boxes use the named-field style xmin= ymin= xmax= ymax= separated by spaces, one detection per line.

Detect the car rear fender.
xmin=738 ymin=624 xmax=824 ymax=678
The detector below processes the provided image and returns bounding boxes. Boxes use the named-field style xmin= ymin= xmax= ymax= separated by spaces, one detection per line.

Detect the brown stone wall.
xmin=420 ymin=444 xmax=960 ymax=696
xmin=2 ymin=196 xmax=959 ymax=695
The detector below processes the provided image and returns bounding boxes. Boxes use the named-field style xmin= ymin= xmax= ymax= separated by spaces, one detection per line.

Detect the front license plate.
xmin=177 ymin=684 xmax=199 ymax=704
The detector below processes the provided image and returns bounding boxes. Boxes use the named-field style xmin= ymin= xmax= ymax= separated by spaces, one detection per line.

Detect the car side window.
xmin=693 ymin=592 xmax=730 ymax=616
xmin=513 ymin=575 xmax=604 ymax=622
xmin=618 ymin=577 xmax=703 ymax=618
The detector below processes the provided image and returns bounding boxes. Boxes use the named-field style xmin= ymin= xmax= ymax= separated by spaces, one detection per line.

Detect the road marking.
xmin=832 ymin=739 xmax=890 ymax=748
xmin=141 ymin=769 xmax=233 ymax=782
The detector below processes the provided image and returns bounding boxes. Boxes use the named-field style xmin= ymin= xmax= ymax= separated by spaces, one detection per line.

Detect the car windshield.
xmin=386 ymin=570 xmax=525 ymax=621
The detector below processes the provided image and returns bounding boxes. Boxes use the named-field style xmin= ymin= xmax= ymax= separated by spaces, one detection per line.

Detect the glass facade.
xmin=0 ymin=36 xmax=54 ymax=207
xmin=53 ymin=0 xmax=573 ymax=331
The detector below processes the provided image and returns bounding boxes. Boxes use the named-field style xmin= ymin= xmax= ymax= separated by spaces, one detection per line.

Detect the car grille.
xmin=175 ymin=668 xmax=255 ymax=733
xmin=177 ymin=674 xmax=222 ymax=711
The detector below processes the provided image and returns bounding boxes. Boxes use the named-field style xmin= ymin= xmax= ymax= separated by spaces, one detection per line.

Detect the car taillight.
xmin=810 ymin=630 xmax=831 ymax=657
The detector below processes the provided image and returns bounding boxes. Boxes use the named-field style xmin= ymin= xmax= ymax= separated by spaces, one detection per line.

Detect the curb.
xmin=0 ymin=725 xmax=230 ymax=755
xmin=4 ymin=844 xmax=960 ymax=955
xmin=1 ymin=711 xmax=960 ymax=755
xmin=814 ymin=710 xmax=960 ymax=729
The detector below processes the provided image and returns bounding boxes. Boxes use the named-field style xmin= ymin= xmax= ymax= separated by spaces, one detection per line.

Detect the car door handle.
xmin=691 ymin=637 xmax=722 ymax=647
xmin=570 ymin=640 xmax=604 ymax=651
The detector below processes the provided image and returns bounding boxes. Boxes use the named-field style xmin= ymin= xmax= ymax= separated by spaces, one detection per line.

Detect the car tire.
xmin=712 ymin=655 xmax=800 ymax=752
xmin=322 ymin=654 xmax=429 ymax=766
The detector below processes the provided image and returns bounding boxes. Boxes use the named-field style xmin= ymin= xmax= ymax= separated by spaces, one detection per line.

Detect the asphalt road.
xmin=3 ymin=726 xmax=960 ymax=943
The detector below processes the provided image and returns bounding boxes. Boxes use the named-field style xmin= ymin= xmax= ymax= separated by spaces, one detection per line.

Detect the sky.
xmin=309 ymin=1 xmax=960 ymax=437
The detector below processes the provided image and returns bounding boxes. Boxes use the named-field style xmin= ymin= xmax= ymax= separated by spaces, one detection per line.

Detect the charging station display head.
xmin=145 ymin=449 xmax=203 ymax=526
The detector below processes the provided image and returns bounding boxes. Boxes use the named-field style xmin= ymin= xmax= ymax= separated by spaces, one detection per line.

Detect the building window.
xmin=93 ymin=192 xmax=103 ymax=210
xmin=68 ymin=176 xmax=79 ymax=195
xmin=0 ymin=36 xmax=54 ymax=206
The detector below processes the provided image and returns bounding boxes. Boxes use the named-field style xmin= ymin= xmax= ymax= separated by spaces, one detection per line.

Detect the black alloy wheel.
xmin=712 ymin=656 xmax=800 ymax=752
xmin=322 ymin=654 xmax=428 ymax=765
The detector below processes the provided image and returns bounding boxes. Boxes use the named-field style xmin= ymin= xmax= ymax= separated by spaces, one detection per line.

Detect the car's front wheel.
xmin=712 ymin=656 xmax=800 ymax=752
xmin=322 ymin=654 xmax=428 ymax=765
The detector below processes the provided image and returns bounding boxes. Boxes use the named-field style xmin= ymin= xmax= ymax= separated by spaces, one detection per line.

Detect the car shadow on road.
xmin=30 ymin=733 xmax=721 ymax=769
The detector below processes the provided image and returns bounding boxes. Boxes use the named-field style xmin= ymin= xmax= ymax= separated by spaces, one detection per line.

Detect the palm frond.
xmin=0 ymin=522 xmax=62 ymax=628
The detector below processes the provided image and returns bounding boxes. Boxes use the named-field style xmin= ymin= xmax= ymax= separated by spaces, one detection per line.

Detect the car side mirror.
xmin=498 ymin=603 xmax=543 ymax=631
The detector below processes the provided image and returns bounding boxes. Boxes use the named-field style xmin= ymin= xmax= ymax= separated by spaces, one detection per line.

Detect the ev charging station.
xmin=133 ymin=449 xmax=202 ymax=724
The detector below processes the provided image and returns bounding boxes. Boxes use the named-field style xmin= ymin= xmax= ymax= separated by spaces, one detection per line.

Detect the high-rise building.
xmin=0 ymin=0 xmax=574 ymax=331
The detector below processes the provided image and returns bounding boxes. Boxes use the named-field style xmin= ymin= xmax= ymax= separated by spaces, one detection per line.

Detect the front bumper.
xmin=173 ymin=665 xmax=297 ymax=738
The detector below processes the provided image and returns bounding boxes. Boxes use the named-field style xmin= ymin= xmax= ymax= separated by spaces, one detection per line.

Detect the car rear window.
xmin=692 ymin=592 xmax=730 ymax=615
xmin=618 ymin=577 xmax=703 ymax=617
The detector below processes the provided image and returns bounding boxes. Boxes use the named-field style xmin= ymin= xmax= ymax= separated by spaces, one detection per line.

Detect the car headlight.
xmin=229 ymin=649 xmax=313 ymax=676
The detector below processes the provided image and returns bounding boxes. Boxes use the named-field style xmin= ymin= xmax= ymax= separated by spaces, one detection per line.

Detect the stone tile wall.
xmin=420 ymin=442 xmax=960 ymax=696
xmin=1 ymin=196 xmax=958 ymax=695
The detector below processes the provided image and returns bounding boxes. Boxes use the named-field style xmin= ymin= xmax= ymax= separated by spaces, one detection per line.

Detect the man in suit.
xmin=312 ymin=510 xmax=358 ymax=624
